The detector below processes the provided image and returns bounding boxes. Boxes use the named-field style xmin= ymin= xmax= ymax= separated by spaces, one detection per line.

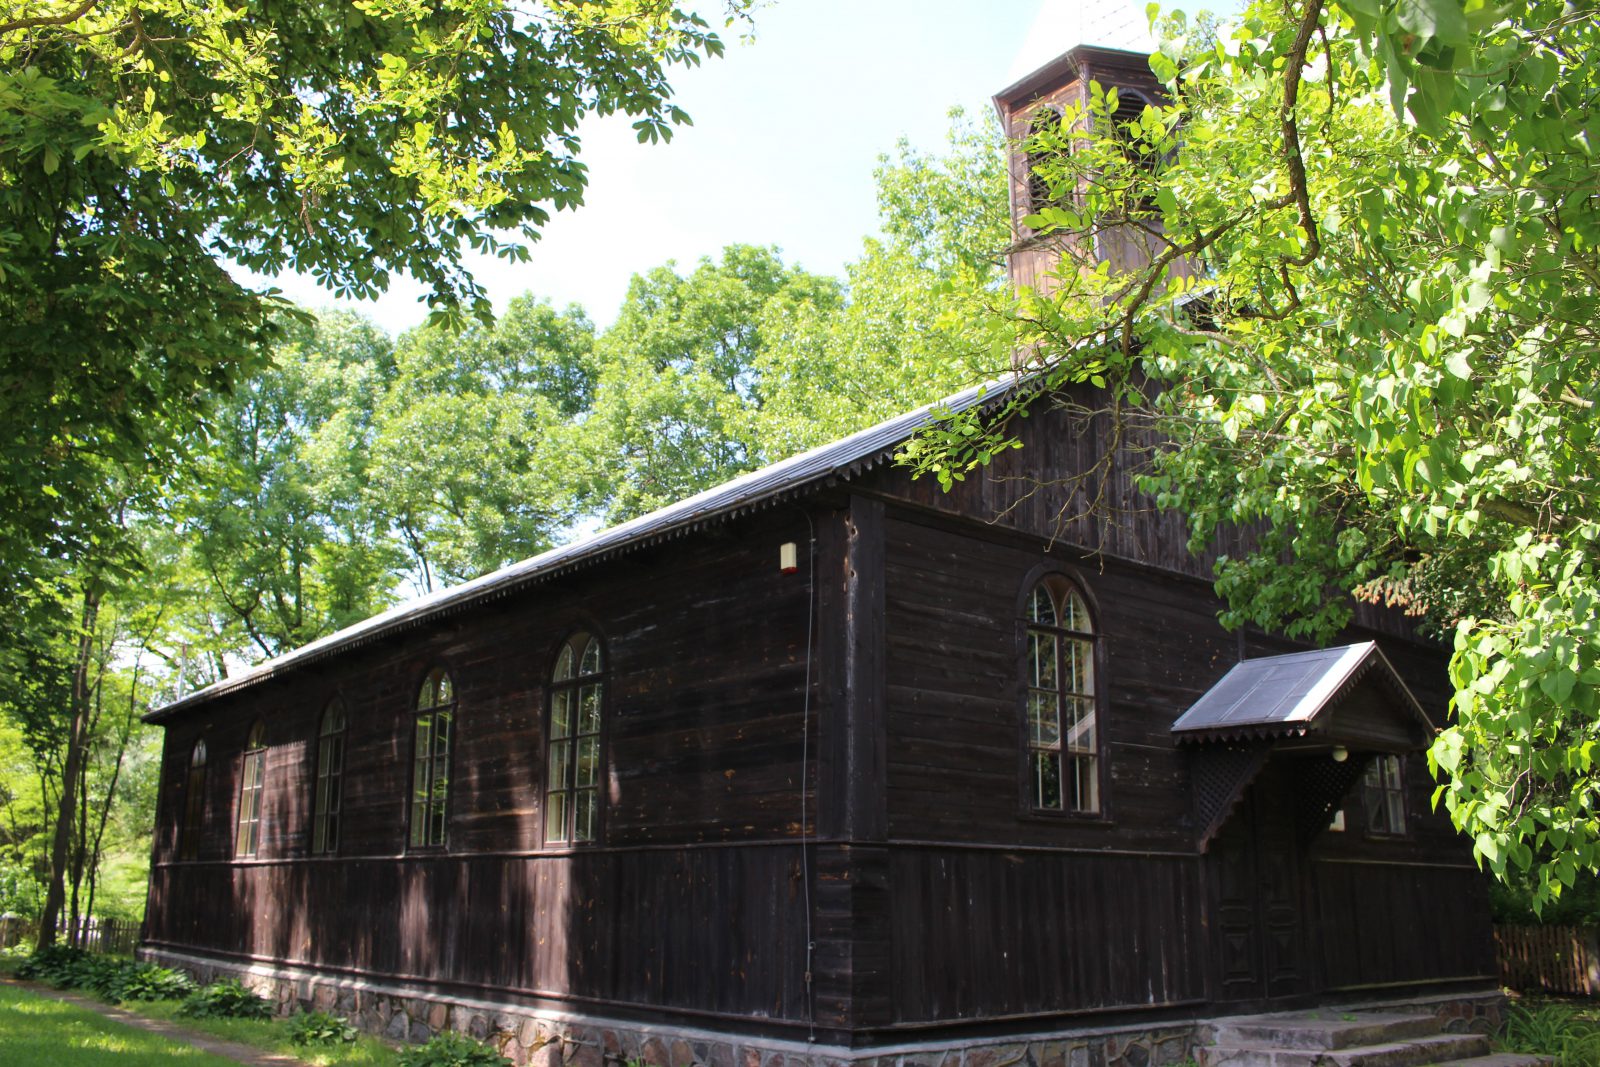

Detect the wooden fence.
xmin=0 ymin=915 xmax=139 ymax=955
xmin=1495 ymin=924 xmax=1600 ymax=996
xmin=69 ymin=916 xmax=140 ymax=955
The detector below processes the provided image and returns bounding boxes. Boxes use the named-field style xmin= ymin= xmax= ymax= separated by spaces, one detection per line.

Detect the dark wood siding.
xmin=880 ymin=510 xmax=1229 ymax=851
xmin=148 ymin=508 xmax=828 ymax=1034
xmin=887 ymin=847 xmax=1206 ymax=1025
xmin=872 ymin=501 xmax=1490 ymax=1026
xmin=145 ymin=844 xmax=813 ymax=1026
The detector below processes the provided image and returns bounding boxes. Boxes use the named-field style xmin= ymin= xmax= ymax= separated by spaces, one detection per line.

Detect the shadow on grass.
xmin=0 ymin=982 xmax=239 ymax=1067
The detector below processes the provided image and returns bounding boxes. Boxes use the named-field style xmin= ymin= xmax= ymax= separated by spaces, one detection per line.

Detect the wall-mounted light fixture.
xmin=1331 ymin=745 xmax=1349 ymax=763
xmin=780 ymin=542 xmax=798 ymax=575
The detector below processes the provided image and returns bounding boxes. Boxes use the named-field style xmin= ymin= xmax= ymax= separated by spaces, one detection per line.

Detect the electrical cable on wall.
xmin=797 ymin=509 xmax=817 ymax=1043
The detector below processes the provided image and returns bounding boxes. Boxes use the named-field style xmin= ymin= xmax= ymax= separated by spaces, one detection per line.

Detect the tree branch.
xmin=0 ymin=0 xmax=98 ymax=37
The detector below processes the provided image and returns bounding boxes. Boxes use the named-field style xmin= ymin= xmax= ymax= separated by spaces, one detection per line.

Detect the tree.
xmin=585 ymin=244 xmax=845 ymax=521
xmin=584 ymin=116 xmax=1011 ymax=522
xmin=372 ymin=297 xmax=599 ymax=590
xmin=756 ymin=108 xmax=1013 ymax=457
xmin=915 ymin=0 xmax=1600 ymax=907
xmin=0 ymin=0 xmax=750 ymax=597
xmin=175 ymin=311 xmax=403 ymax=657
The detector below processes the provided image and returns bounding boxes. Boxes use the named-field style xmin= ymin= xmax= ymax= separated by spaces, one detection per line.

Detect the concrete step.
xmin=1429 ymin=1056 xmax=1552 ymax=1067
xmin=1196 ymin=1032 xmax=1492 ymax=1067
xmin=1207 ymin=1011 xmax=1445 ymax=1051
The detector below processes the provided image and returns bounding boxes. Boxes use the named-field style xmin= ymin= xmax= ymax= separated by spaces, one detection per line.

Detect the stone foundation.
xmin=137 ymin=947 xmax=1501 ymax=1067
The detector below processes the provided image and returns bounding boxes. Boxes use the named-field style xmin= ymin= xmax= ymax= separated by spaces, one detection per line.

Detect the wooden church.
xmin=140 ymin=5 xmax=1501 ymax=1065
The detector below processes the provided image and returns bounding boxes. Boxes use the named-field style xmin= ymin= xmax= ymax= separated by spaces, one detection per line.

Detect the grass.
xmin=0 ymin=981 xmax=241 ymax=1066
xmin=135 ymin=999 xmax=402 ymax=1067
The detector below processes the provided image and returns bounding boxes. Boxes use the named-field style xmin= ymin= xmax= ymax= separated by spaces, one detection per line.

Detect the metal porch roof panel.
xmin=145 ymin=377 xmax=1013 ymax=723
xmin=1170 ymin=642 xmax=1400 ymax=740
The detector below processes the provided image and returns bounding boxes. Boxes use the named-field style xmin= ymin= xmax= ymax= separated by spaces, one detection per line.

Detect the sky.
xmin=241 ymin=1 xmax=1075 ymax=334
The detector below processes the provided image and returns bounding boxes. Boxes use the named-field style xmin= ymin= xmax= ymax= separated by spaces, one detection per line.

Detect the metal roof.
xmin=146 ymin=377 xmax=1014 ymax=723
xmin=1170 ymin=642 xmax=1429 ymax=742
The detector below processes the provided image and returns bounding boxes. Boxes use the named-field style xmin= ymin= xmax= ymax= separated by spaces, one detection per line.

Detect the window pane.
xmin=548 ymin=739 xmax=572 ymax=794
xmin=313 ymin=778 xmax=329 ymax=854
xmin=313 ymin=726 xmax=344 ymax=856
xmin=1036 ymin=750 xmax=1063 ymax=810
xmin=1385 ymin=754 xmax=1404 ymax=790
xmin=1029 ymin=631 xmax=1057 ymax=689
xmin=1064 ymin=590 xmax=1092 ymax=633
xmin=322 ymin=702 xmax=346 ymax=736
xmin=551 ymin=691 xmax=572 ymax=739
xmin=430 ymin=794 xmax=447 ymax=845
xmin=235 ymin=751 xmax=264 ymax=857
xmin=1065 ymin=698 xmax=1096 ymax=752
xmin=1029 ymin=689 xmax=1059 ymax=747
xmin=577 ymin=737 xmax=599 ymax=788
xmin=1066 ymin=638 xmax=1093 ymax=694
xmin=553 ymin=644 xmax=575 ymax=682
xmin=433 ymin=710 xmax=452 ymax=759
xmin=418 ymin=668 xmax=453 ymax=710
xmin=579 ymin=637 xmax=602 ymax=677
xmin=546 ymin=791 xmax=569 ymax=843
xmin=578 ymin=685 xmax=601 ymax=736
xmin=574 ymin=790 xmax=596 ymax=843
xmin=1067 ymin=754 xmax=1099 ymax=813
xmin=1029 ymin=585 xmax=1056 ymax=626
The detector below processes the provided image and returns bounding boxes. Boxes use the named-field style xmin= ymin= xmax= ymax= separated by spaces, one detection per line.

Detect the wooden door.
xmin=1207 ymin=762 xmax=1306 ymax=1002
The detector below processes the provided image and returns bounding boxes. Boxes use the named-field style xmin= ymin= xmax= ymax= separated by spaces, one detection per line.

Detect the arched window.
xmin=1025 ymin=104 xmax=1066 ymax=215
xmin=1103 ymin=88 xmax=1160 ymax=216
xmin=180 ymin=739 xmax=208 ymax=860
xmin=312 ymin=699 xmax=347 ymax=855
xmin=410 ymin=667 xmax=454 ymax=849
xmin=1024 ymin=576 xmax=1100 ymax=814
xmin=545 ymin=632 xmax=604 ymax=845
xmin=235 ymin=721 xmax=267 ymax=857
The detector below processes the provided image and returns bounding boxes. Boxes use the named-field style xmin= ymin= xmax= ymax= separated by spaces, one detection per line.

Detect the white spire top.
xmin=1005 ymin=0 xmax=1156 ymax=84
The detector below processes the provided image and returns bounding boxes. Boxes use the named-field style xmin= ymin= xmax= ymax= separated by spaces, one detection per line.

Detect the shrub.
xmin=289 ymin=1009 xmax=359 ymax=1046
xmin=102 ymin=962 xmax=196 ymax=1003
xmin=177 ymin=978 xmax=273 ymax=1020
xmin=1500 ymin=1002 xmax=1600 ymax=1067
xmin=17 ymin=947 xmax=196 ymax=1004
xmin=397 ymin=1032 xmax=512 ymax=1067
xmin=15 ymin=944 xmax=87 ymax=982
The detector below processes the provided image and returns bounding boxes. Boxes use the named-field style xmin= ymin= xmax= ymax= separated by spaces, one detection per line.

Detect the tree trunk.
xmin=36 ymin=584 xmax=101 ymax=950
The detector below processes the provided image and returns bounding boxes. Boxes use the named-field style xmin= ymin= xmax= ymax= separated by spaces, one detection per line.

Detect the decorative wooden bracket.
xmin=1192 ymin=741 xmax=1273 ymax=852
xmin=1293 ymin=752 xmax=1375 ymax=845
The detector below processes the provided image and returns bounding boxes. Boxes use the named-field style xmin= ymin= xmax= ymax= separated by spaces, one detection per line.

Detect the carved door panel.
xmin=1208 ymin=764 xmax=1306 ymax=1002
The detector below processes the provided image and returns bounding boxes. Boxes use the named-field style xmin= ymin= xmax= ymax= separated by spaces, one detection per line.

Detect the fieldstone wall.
xmin=136 ymin=947 xmax=1501 ymax=1067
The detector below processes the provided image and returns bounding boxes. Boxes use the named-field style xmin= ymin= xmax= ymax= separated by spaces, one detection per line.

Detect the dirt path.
xmin=2 ymin=977 xmax=309 ymax=1066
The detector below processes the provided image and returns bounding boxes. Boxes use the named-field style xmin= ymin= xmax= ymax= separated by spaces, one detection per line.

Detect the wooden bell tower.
xmin=993 ymin=0 xmax=1169 ymax=297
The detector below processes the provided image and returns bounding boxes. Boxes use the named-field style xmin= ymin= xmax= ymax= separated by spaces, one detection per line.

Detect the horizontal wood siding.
xmin=152 ymin=509 xmax=818 ymax=867
xmin=145 ymin=844 xmax=812 ymax=1024
xmin=887 ymin=847 xmax=1204 ymax=1024
xmin=881 ymin=512 xmax=1234 ymax=852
